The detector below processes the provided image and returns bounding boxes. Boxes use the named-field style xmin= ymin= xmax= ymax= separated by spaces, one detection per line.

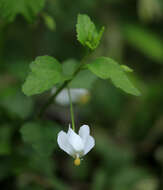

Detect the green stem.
xmin=38 ymin=49 xmax=92 ymax=117
xmin=38 ymin=61 xmax=83 ymax=117
xmin=67 ymin=87 xmax=75 ymax=131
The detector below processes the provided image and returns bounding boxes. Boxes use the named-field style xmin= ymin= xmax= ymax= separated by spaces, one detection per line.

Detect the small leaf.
xmin=22 ymin=56 xmax=62 ymax=96
xmin=87 ymin=57 xmax=140 ymax=96
xmin=76 ymin=14 xmax=104 ymax=50
xmin=20 ymin=122 xmax=60 ymax=156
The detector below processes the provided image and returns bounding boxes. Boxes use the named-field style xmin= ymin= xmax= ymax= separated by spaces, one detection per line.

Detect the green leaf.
xmin=0 ymin=0 xmax=45 ymax=22
xmin=20 ymin=122 xmax=60 ymax=156
xmin=22 ymin=56 xmax=62 ymax=96
xmin=76 ymin=14 xmax=104 ymax=50
xmin=87 ymin=57 xmax=140 ymax=96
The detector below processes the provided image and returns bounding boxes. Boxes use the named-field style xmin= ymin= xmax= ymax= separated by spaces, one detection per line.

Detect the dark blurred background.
xmin=0 ymin=0 xmax=163 ymax=189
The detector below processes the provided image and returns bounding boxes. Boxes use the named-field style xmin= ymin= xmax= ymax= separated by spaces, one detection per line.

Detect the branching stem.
xmin=38 ymin=51 xmax=90 ymax=117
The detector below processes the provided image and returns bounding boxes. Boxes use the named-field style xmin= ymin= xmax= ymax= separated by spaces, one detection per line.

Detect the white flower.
xmin=57 ymin=125 xmax=95 ymax=166
xmin=51 ymin=88 xmax=90 ymax=106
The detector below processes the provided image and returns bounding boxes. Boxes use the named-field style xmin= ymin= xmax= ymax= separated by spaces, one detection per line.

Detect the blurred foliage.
xmin=0 ymin=0 xmax=163 ymax=190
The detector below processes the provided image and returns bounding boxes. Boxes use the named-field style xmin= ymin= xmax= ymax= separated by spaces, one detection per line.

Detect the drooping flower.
xmin=52 ymin=88 xmax=90 ymax=106
xmin=57 ymin=125 xmax=95 ymax=166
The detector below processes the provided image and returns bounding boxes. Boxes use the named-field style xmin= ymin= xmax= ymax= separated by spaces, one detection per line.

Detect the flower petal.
xmin=57 ymin=131 xmax=74 ymax=156
xmin=67 ymin=127 xmax=84 ymax=152
xmin=54 ymin=88 xmax=89 ymax=106
xmin=84 ymin=136 xmax=95 ymax=155
xmin=79 ymin=125 xmax=90 ymax=143
xmin=56 ymin=89 xmax=70 ymax=106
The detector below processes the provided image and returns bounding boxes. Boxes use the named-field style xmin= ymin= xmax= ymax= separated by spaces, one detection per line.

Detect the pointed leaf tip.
xmin=87 ymin=57 xmax=141 ymax=96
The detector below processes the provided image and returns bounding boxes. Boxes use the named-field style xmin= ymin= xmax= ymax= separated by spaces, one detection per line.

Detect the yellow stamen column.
xmin=74 ymin=158 xmax=81 ymax=166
